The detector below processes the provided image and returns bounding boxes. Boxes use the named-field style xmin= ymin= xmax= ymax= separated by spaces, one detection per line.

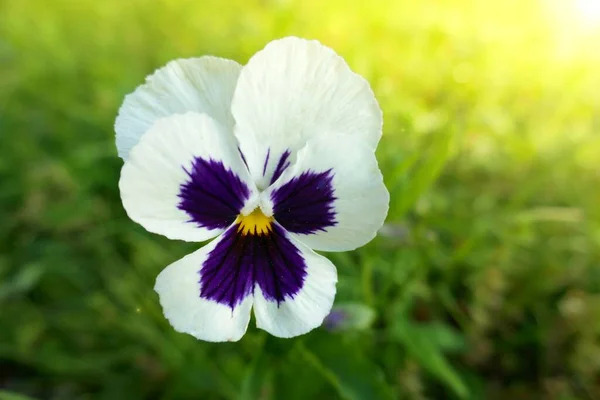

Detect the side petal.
xmin=253 ymin=224 xmax=337 ymax=338
xmin=262 ymin=135 xmax=389 ymax=252
xmin=155 ymin=234 xmax=253 ymax=342
xmin=116 ymin=57 xmax=241 ymax=160
xmin=119 ymin=112 xmax=256 ymax=242
xmin=231 ymin=37 xmax=382 ymax=188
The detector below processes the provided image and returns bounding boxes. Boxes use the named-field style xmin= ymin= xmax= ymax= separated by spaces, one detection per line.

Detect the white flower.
xmin=116 ymin=37 xmax=389 ymax=342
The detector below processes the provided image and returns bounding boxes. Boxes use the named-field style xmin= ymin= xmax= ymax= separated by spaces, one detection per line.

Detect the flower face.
xmin=116 ymin=37 xmax=389 ymax=342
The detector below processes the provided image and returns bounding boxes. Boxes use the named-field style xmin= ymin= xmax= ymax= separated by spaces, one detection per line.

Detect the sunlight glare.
xmin=576 ymin=0 xmax=600 ymax=24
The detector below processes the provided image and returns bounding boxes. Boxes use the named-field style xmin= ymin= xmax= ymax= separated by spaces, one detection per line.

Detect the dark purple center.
xmin=200 ymin=223 xmax=307 ymax=309
xmin=176 ymin=153 xmax=338 ymax=310
xmin=270 ymin=169 xmax=337 ymax=235
xmin=178 ymin=157 xmax=250 ymax=230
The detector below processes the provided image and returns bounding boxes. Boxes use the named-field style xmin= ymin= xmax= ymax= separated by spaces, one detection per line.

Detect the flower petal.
xmin=156 ymin=221 xmax=335 ymax=341
xmin=261 ymin=135 xmax=389 ymax=252
xmin=231 ymin=37 xmax=382 ymax=188
xmin=116 ymin=57 xmax=241 ymax=160
xmin=119 ymin=112 xmax=256 ymax=242
xmin=253 ymin=225 xmax=337 ymax=338
xmin=154 ymin=236 xmax=253 ymax=342
xmin=199 ymin=222 xmax=307 ymax=309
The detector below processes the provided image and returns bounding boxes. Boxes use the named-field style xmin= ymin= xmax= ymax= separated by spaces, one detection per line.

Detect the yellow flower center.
xmin=237 ymin=208 xmax=273 ymax=236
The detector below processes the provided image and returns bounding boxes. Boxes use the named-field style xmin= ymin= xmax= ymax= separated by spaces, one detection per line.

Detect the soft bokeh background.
xmin=2 ymin=0 xmax=600 ymax=398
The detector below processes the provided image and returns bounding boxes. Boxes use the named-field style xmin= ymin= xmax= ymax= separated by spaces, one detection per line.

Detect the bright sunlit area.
xmin=546 ymin=0 xmax=600 ymax=40
xmin=576 ymin=0 xmax=600 ymax=23
xmin=1 ymin=0 xmax=599 ymax=398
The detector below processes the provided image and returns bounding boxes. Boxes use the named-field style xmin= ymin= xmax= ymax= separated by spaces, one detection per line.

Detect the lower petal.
xmin=156 ymin=219 xmax=337 ymax=341
xmin=154 ymin=237 xmax=253 ymax=342
xmin=253 ymin=227 xmax=337 ymax=338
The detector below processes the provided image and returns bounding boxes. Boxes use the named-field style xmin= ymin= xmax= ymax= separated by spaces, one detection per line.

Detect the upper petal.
xmin=231 ymin=37 xmax=382 ymax=188
xmin=115 ymin=57 xmax=241 ymax=160
xmin=119 ymin=112 xmax=256 ymax=242
xmin=261 ymin=134 xmax=389 ymax=252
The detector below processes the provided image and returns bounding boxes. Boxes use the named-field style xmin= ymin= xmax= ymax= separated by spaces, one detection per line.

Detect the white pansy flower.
xmin=116 ymin=37 xmax=389 ymax=342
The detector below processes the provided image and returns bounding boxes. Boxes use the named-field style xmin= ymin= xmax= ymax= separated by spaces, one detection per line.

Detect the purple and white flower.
xmin=115 ymin=37 xmax=389 ymax=342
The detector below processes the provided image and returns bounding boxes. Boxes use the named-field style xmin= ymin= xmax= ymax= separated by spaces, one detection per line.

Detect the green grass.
xmin=1 ymin=0 xmax=600 ymax=398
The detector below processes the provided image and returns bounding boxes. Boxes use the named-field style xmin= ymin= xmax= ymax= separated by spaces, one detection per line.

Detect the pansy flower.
xmin=116 ymin=37 xmax=389 ymax=341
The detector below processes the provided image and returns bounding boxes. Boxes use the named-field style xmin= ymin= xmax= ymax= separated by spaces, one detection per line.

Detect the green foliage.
xmin=0 ymin=391 xmax=37 ymax=400
xmin=1 ymin=0 xmax=600 ymax=398
xmin=391 ymin=319 xmax=467 ymax=398
xmin=299 ymin=336 xmax=395 ymax=400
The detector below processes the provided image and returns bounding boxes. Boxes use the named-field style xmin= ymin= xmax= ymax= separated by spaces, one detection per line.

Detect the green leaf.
xmin=239 ymin=350 xmax=273 ymax=400
xmin=395 ymin=318 xmax=467 ymax=354
xmin=385 ymin=150 xmax=420 ymax=188
xmin=391 ymin=318 xmax=468 ymax=399
xmin=298 ymin=336 xmax=394 ymax=400
xmin=392 ymin=130 xmax=453 ymax=218
xmin=0 ymin=263 xmax=44 ymax=301
xmin=0 ymin=391 xmax=38 ymax=400
xmin=164 ymin=350 xmax=238 ymax=400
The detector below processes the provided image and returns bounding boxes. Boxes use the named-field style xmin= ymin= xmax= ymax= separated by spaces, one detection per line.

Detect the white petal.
xmin=253 ymin=228 xmax=337 ymax=338
xmin=231 ymin=37 xmax=382 ymax=187
xmin=155 ymin=238 xmax=253 ymax=342
xmin=116 ymin=57 xmax=241 ymax=160
xmin=262 ymin=134 xmax=389 ymax=252
xmin=119 ymin=112 xmax=256 ymax=242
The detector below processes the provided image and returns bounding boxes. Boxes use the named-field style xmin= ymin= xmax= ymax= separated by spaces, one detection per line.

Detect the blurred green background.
xmin=1 ymin=0 xmax=600 ymax=398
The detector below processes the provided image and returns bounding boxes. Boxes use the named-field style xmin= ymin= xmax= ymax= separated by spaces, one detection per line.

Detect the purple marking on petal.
xmin=270 ymin=150 xmax=292 ymax=184
xmin=200 ymin=224 xmax=306 ymax=309
xmin=262 ymin=148 xmax=270 ymax=176
xmin=178 ymin=157 xmax=250 ymax=230
xmin=270 ymin=169 xmax=337 ymax=235
xmin=253 ymin=224 xmax=306 ymax=303
xmin=238 ymin=147 xmax=248 ymax=168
